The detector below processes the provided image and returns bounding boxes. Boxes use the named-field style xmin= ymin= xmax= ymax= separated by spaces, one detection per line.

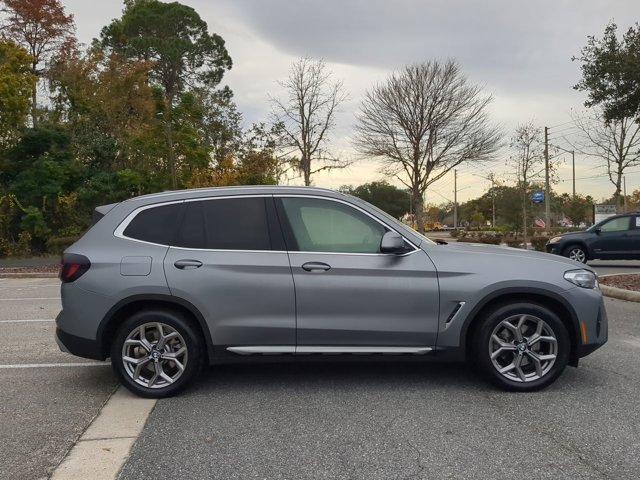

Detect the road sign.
xmin=532 ymin=191 xmax=544 ymax=204
xmin=594 ymin=204 xmax=617 ymax=224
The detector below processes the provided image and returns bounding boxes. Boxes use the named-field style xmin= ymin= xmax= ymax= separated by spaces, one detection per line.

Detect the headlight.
xmin=564 ymin=269 xmax=598 ymax=289
xmin=549 ymin=236 xmax=563 ymax=244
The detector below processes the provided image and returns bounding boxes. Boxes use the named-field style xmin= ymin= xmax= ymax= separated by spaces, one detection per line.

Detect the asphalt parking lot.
xmin=1 ymin=270 xmax=639 ymax=480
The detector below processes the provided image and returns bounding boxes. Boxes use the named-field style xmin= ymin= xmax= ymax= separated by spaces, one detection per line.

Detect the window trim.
xmin=114 ymin=199 xmax=185 ymax=248
xmin=113 ymin=193 xmax=419 ymax=256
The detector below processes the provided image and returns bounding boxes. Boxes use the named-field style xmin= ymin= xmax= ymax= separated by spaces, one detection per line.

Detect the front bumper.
xmin=577 ymin=297 xmax=608 ymax=357
xmin=546 ymin=243 xmax=561 ymax=254
xmin=566 ymin=288 xmax=608 ymax=361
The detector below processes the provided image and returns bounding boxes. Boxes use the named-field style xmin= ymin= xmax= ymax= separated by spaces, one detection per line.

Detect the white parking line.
xmin=0 ymin=297 xmax=60 ymax=301
xmin=0 ymin=319 xmax=55 ymax=323
xmin=51 ymin=386 xmax=156 ymax=480
xmin=0 ymin=362 xmax=109 ymax=369
xmin=2 ymin=284 xmax=60 ymax=289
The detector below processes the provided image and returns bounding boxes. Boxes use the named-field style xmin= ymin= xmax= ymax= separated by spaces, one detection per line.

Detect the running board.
xmin=226 ymin=346 xmax=432 ymax=355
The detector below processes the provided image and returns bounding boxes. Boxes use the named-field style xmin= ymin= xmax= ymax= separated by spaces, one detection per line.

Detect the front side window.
xmin=122 ymin=203 xmax=182 ymax=245
xmin=600 ymin=216 xmax=631 ymax=233
xmin=176 ymin=197 xmax=272 ymax=250
xmin=279 ymin=197 xmax=387 ymax=253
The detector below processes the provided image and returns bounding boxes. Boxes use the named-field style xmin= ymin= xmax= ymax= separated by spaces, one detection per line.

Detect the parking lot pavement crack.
xmin=397 ymin=439 xmax=426 ymax=480
xmin=478 ymin=391 xmax=613 ymax=479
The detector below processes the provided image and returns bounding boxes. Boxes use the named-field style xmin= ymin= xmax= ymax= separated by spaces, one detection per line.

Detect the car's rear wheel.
xmin=472 ymin=302 xmax=570 ymax=391
xmin=111 ymin=309 xmax=203 ymax=398
xmin=563 ymin=244 xmax=587 ymax=263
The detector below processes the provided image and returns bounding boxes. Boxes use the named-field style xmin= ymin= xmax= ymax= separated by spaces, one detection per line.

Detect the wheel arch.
xmin=462 ymin=287 xmax=581 ymax=366
xmin=97 ymin=294 xmax=215 ymax=364
xmin=561 ymin=241 xmax=591 ymax=260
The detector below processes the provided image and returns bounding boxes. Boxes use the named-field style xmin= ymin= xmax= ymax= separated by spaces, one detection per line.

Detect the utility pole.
xmin=544 ymin=126 xmax=550 ymax=232
xmin=453 ymin=169 xmax=458 ymax=229
xmin=571 ymin=150 xmax=576 ymax=198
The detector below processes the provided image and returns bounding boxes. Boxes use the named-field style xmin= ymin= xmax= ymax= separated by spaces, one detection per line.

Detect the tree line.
xmin=0 ymin=0 xmax=638 ymax=256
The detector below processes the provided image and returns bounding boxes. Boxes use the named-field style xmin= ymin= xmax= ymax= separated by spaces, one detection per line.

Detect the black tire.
xmin=562 ymin=244 xmax=588 ymax=263
xmin=472 ymin=302 xmax=570 ymax=392
xmin=111 ymin=309 xmax=203 ymax=398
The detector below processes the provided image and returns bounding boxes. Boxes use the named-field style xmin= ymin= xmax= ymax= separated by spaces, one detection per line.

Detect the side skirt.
xmin=226 ymin=346 xmax=433 ymax=355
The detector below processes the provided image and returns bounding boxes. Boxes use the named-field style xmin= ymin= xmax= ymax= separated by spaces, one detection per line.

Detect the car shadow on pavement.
xmin=193 ymin=360 xmax=488 ymax=394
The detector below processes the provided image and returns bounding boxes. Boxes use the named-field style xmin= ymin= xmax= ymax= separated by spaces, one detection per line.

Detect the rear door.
xmin=628 ymin=215 xmax=640 ymax=258
xmin=276 ymin=196 xmax=439 ymax=350
xmin=164 ymin=196 xmax=296 ymax=348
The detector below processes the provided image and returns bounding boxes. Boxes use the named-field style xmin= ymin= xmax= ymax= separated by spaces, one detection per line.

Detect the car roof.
xmin=124 ymin=185 xmax=345 ymax=204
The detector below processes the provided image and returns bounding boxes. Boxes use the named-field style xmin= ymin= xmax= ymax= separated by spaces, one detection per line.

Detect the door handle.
xmin=174 ymin=259 xmax=203 ymax=270
xmin=302 ymin=261 xmax=331 ymax=272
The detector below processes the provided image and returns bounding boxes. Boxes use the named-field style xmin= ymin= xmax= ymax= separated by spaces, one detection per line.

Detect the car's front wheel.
xmin=473 ymin=302 xmax=570 ymax=391
xmin=563 ymin=244 xmax=588 ymax=263
xmin=111 ymin=309 xmax=203 ymax=398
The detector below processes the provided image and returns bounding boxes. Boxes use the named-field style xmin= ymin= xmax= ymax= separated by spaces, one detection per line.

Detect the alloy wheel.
xmin=568 ymin=247 xmax=586 ymax=263
xmin=489 ymin=314 xmax=558 ymax=383
xmin=121 ymin=322 xmax=188 ymax=389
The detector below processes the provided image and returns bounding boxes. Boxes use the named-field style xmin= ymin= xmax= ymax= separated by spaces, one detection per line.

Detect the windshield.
xmin=341 ymin=193 xmax=435 ymax=245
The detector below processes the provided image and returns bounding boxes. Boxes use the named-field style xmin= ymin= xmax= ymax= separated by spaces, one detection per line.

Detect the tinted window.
xmin=280 ymin=197 xmax=386 ymax=253
xmin=600 ymin=216 xmax=631 ymax=232
xmin=123 ymin=203 xmax=182 ymax=245
xmin=177 ymin=197 xmax=271 ymax=250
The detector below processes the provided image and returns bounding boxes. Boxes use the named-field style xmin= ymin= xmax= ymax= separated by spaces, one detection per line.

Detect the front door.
xmin=164 ymin=196 xmax=295 ymax=348
xmin=591 ymin=215 xmax=633 ymax=258
xmin=276 ymin=196 xmax=439 ymax=349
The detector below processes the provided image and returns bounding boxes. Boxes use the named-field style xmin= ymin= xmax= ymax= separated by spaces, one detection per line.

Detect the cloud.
xmin=64 ymin=0 xmax=640 ymax=201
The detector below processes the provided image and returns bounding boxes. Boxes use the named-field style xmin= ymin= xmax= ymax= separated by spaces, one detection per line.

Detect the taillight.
xmin=59 ymin=253 xmax=91 ymax=283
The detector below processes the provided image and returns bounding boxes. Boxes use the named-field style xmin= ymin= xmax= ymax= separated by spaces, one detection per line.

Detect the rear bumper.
xmin=55 ymin=325 xmax=105 ymax=361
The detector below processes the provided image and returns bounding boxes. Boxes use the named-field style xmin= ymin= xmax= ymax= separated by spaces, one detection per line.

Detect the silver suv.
xmin=56 ymin=186 xmax=607 ymax=397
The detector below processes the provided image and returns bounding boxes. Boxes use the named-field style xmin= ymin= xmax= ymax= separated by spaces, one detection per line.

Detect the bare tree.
xmin=271 ymin=57 xmax=348 ymax=186
xmin=570 ymin=110 xmax=640 ymax=208
xmin=353 ymin=60 xmax=501 ymax=232
xmin=508 ymin=122 xmax=544 ymax=247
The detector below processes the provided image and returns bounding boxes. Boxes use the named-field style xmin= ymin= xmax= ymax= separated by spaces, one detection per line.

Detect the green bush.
xmin=46 ymin=236 xmax=80 ymax=254
xmin=530 ymin=236 xmax=548 ymax=252
xmin=503 ymin=235 xmax=523 ymax=248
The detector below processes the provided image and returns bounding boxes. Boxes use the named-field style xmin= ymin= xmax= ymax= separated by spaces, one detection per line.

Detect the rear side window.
xmin=122 ymin=203 xmax=182 ymax=245
xmin=176 ymin=197 xmax=272 ymax=250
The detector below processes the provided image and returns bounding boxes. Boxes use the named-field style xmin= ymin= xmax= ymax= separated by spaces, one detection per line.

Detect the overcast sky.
xmin=65 ymin=0 xmax=640 ymax=203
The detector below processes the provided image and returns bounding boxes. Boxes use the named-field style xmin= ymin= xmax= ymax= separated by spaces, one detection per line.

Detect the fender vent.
xmin=445 ymin=301 xmax=465 ymax=325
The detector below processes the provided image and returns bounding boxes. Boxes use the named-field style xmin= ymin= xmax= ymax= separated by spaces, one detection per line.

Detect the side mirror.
xmin=380 ymin=231 xmax=406 ymax=254
xmin=594 ymin=227 xmax=601 ymax=234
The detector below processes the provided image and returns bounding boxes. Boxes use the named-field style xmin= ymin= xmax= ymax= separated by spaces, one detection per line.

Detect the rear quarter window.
xmin=122 ymin=203 xmax=182 ymax=245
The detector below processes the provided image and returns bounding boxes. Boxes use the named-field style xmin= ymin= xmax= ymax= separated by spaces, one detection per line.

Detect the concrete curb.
xmin=51 ymin=386 xmax=157 ymax=480
xmin=599 ymin=273 xmax=640 ymax=303
xmin=0 ymin=272 xmax=58 ymax=278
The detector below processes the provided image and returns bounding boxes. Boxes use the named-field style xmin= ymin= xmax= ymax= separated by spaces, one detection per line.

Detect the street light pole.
xmin=453 ymin=169 xmax=458 ymax=229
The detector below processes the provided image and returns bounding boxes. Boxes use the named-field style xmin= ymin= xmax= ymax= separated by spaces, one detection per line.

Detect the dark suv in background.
xmin=546 ymin=213 xmax=640 ymax=263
